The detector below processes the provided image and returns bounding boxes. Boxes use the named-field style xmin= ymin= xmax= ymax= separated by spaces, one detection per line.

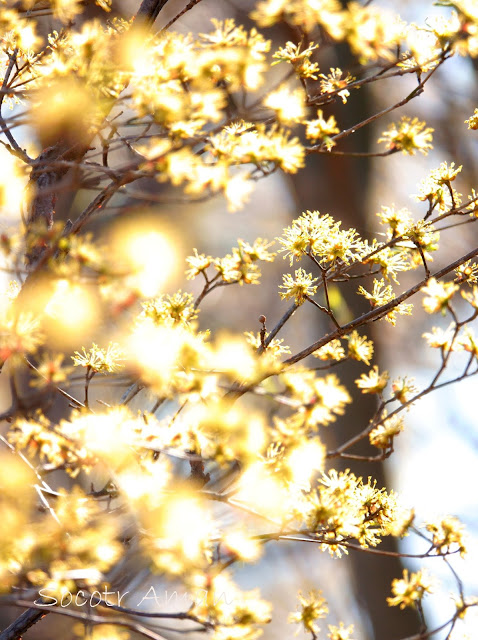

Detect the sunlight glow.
xmin=212 ymin=334 xmax=258 ymax=381
xmin=0 ymin=148 xmax=27 ymax=220
xmin=113 ymin=224 xmax=178 ymax=298
xmin=158 ymin=493 xmax=212 ymax=563
xmin=44 ymin=279 xmax=97 ymax=341
xmin=128 ymin=321 xmax=182 ymax=383
xmin=287 ymin=440 xmax=325 ymax=487
xmin=121 ymin=30 xmax=156 ymax=79
xmin=235 ymin=463 xmax=288 ymax=522
xmin=117 ymin=461 xmax=171 ymax=506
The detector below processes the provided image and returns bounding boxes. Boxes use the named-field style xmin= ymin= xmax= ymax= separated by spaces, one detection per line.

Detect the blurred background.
xmin=1 ymin=0 xmax=477 ymax=638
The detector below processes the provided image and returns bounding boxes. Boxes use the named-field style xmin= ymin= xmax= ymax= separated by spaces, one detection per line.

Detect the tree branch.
xmin=0 ymin=606 xmax=46 ymax=640
xmin=283 ymin=246 xmax=478 ymax=366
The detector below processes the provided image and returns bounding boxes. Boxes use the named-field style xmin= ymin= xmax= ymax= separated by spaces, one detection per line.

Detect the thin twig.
xmin=0 ymin=600 xmax=169 ymax=640
xmin=159 ymin=0 xmax=203 ymax=33
xmin=284 ymin=246 xmax=478 ymax=366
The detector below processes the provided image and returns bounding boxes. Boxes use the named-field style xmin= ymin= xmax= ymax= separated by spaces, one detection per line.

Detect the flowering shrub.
xmin=0 ymin=1 xmax=477 ymax=639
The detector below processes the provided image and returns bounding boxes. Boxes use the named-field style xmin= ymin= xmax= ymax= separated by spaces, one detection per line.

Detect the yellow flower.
xmin=328 ymin=622 xmax=355 ymax=640
xmin=304 ymin=374 xmax=351 ymax=427
xmin=462 ymin=286 xmax=478 ymax=308
xmin=269 ymin=128 xmax=306 ymax=172
xmin=423 ymin=324 xmax=456 ymax=351
xmin=376 ymin=205 xmax=413 ymax=237
xmin=313 ymin=338 xmax=346 ymax=361
xmin=251 ymin=0 xmax=345 ymax=37
xmin=361 ymin=240 xmax=411 ymax=283
xmin=272 ymin=41 xmax=320 ymax=79
xmin=306 ymin=109 xmax=340 ymax=149
xmin=432 ymin=160 xmax=462 ymax=183
xmin=0 ymin=310 xmax=44 ymax=366
xmin=346 ymin=331 xmax=374 ymax=365
xmin=244 ymin=331 xmax=290 ymax=357
xmin=422 ymin=278 xmax=459 ymax=314
xmin=192 ymin=573 xmax=271 ymax=632
xmin=208 ymin=124 xmax=305 ymax=173
xmin=356 ymin=365 xmax=389 ymax=394
xmin=369 ymin=414 xmax=404 ymax=449
xmin=140 ymin=291 xmax=198 ymax=326
xmin=387 ymin=569 xmax=433 ymax=609
xmin=391 ymin=376 xmax=416 ymax=404
xmin=223 ymin=172 xmax=255 ymax=211
xmin=455 ymin=260 xmax=478 ymax=285
xmin=378 ymin=117 xmax=433 ymax=155
xmin=216 ymin=249 xmax=262 ymax=286
xmin=288 ymin=590 xmax=328 ymax=636
xmin=277 ymin=224 xmax=309 ymax=265
xmin=415 ymin=162 xmax=462 ymax=212
xmin=344 ymin=2 xmax=405 ymax=63
xmin=186 ymin=248 xmax=213 ymax=279
xmin=222 ymin=529 xmax=262 ymax=562
xmin=74 ymin=624 xmax=129 ymax=640
xmin=465 ymin=108 xmax=478 ymax=130
xmin=238 ymin=237 xmax=276 ymax=262
xmin=278 ymin=210 xmax=365 ymax=268
xmin=279 ymin=268 xmax=318 ymax=304
xmin=319 ymin=68 xmax=355 ymax=103
xmin=263 ymin=85 xmax=306 ymax=123
xmin=358 ymin=279 xmax=413 ymax=325
xmin=358 ymin=279 xmax=395 ymax=307
xmin=72 ymin=342 xmax=124 ymax=373
xmin=457 ymin=327 xmax=478 ymax=358
xmin=426 ymin=516 xmax=467 ymax=557
xmin=30 ymin=353 xmax=73 ymax=388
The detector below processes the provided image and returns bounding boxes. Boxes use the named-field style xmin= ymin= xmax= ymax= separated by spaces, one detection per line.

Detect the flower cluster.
xmin=278 ymin=210 xmax=365 ymax=267
xmin=187 ymin=238 xmax=276 ymax=286
xmin=0 ymin=1 xmax=477 ymax=639
xmin=302 ymin=469 xmax=410 ymax=554
xmin=72 ymin=342 xmax=125 ymax=373
xmin=426 ymin=516 xmax=467 ymax=557
xmin=358 ymin=279 xmax=413 ymax=325
xmin=0 ymin=463 xmax=121 ymax=594
xmin=272 ymin=41 xmax=320 ymax=79
xmin=378 ymin=117 xmax=434 ymax=155
xmin=415 ymin=162 xmax=463 ymax=213
xmin=387 ymin=569 xmax=433 ymax=610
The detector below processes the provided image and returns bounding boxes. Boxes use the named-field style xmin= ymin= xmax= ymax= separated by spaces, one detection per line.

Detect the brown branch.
xmin=0 ymin=49 xmax=32 ymax=163
xmin=327 ymin=361 xmax=478 ymax=459
xmin=13 ymin=177 xmax=131 ymax=313
xmin=260 ymin=302 xmax=299 ymax=352
xmin=307 ymin=147 xmax=399 ymax=158
xmin=250 ymin=529 xmax=454 ymax=559
xmin=306 ymin=50 xmax=444 ymax=107
xmin=224 ymin=247 xmax=476 ymax=402
xmin=25 ymin=359 xmax=85 ymax=409
xmin=160 ymin=0 xmax=203 ymax=33
xmin=136 ymin=0 xmax=171 ymax=25
xmin=0 ymin=606 xmax=46 ymax=640
xmin=0 ymin=600 xmax=169 ymax=640
xmin=306 ymin=294 xmax=341 ymax=329
xmin=307 ymin=56 xmax=446 ymax=153
xmin=23 ymin=0 xmax=172 ymax=254
xmin=283 ymin=246 xmax=478 ymax=367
